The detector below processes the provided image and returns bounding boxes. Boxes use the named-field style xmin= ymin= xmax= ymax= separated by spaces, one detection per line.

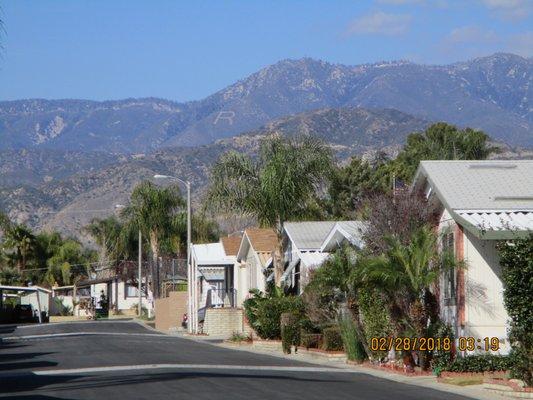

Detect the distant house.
xmin=412 ymin=160 xmax=533 ymax=354
xmin=191 ymin=242 xmax=237 ymax=311
xmin=281 ymin=221 xmax=366 ymax=293
xmin=235 ymin=228 xmax=278 ymax=306
xmin=74 ymin=270 xmax=153 ymax=316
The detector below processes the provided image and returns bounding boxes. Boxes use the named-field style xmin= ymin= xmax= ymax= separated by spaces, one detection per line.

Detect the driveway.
xmin=0 ymin=320 xmax=476 ymax=400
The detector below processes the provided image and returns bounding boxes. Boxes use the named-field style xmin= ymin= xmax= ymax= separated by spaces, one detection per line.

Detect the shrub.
xmin=301 ymin=333 xmax=322 ymax=349
xmin=498 ymin=237 xmax=533 ymax=386
xmin=339 ymin=316 xmax=366 ymax=362
xmin=281 ymin=312 xmax=300 ymax=354
xmin=53 ymin=297 xmax=73 ymax=316
xmin=358 ymin=288 xmax=393 ymax=359
xmin=442 ymin=354 xmax=512 ymax=374
xmin=429 ymin=323 xmax=455 ymax=376
xmin=229 ymin=332 xmax=252 ymax=343
xmin=322 ymin=326 xmax=343 ymax=351
xmin=244 ymin=290 xmax=304 ymax=340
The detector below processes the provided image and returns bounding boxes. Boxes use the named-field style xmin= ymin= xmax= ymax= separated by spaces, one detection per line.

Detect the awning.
xmin=280 ymin=259 xmax=300 ymax=283
xmin=300 ymin=252 xmax=329 ymax=268
xmin=455 ymin=210 xmax=533 ymax=239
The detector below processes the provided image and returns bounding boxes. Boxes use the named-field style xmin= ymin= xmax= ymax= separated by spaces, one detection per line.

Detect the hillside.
xmin=0 ymin=107 xmax=429 ymax=238
xmin=0 ymin=53 xmax=531 ymax=152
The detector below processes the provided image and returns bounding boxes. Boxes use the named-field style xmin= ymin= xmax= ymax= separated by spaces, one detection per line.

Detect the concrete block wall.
xmin=203 ymin=308 xmax=249 ymax=337
xmin=154 ymin=291 xmax=187 ymax=332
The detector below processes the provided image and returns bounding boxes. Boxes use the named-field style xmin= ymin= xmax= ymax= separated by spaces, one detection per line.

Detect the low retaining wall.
xmin=154 ymin=291 xmax=187 ymax=332
xmin=203 ymin=308 xmax=250 ymax=337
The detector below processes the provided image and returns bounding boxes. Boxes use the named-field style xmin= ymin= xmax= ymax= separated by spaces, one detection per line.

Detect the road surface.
xmin=0 ymin=320 xmax=475 ymax=400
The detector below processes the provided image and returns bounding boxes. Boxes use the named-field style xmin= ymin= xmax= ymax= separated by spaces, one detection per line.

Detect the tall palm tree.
xmin=208 ymin=135 xmax=333 ymax=283
xmin=2 ymin=224 xmax=37 ymax=274
xmin=85 ymin=216 xmax=123 ymax=265
xmin=121 ymin=181 xmax=185 ymax=296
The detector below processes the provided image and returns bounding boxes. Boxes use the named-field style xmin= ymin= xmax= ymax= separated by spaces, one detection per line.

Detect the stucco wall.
xmin=154 ymin=291 xmax=187 ymax=332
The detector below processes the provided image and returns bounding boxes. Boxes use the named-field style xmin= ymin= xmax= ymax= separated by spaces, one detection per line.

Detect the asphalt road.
xmin=0 ymin=321 xmax=475 ymax=400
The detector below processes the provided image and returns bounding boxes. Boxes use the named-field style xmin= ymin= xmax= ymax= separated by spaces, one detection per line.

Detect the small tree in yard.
xmin=498 ymin=236 xmax=533 ymax=386
xmin=356 ymin=226 xmax=456 ymax=370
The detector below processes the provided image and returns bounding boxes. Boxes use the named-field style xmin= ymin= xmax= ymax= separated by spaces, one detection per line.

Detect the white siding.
xmin=463 ymin=231 xmax=510 ymax=354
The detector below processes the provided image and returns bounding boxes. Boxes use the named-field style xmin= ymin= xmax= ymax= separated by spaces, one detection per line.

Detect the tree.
xmin=355 ymin=226 xmax=455 ymax=369
xmin=120 ymin=181 xmax=185 ymax=296
xmin=208 ymin=135 xmax=333 ymax=283
xmin=43 ymin=239 xmax=93 ymax=286
xmin=328 ymin=156 xmax=392 ymax=218
xmin=85 ymin=216 xmax=123 ymax=265
xmin=394 ymin=123 xmax=498 ymax=182
xmin=1 ymin=224 xmax=37 ymax=273
xmin=363 ymin=190 xmax=438 ymax=255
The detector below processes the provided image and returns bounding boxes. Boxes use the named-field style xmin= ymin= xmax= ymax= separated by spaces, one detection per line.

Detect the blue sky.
xmin=0 ymin=0 xmax=531 ymax=101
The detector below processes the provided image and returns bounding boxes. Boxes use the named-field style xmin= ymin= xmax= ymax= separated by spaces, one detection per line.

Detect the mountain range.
xmin=0 ymin=53 xmax=531 ymax=153
xmin=0 ymin=52 xmax=531 ymax=240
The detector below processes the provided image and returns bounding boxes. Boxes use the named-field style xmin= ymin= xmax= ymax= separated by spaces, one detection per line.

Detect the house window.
xmin=442 ymin=232 xmax=456 ymax=303
xmin=126 ymin=284 xmax=145 ymax=298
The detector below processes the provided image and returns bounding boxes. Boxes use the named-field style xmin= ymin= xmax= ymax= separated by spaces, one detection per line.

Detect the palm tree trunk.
xmin=273 ymin=222 xmax=284 ymax=287
xmin=149 ymin=231 xmax=159 ymax=299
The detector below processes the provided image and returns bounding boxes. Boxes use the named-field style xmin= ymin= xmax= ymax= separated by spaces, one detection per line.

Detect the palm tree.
xmin=2 ymin=224 xmax=37 ymax=274
xmin=355 ymin=226 xmax=456 ymax=369
xmin=120 ymin=181 xmax=185 ymax=296
xmin=208 ymin=135 xmax=333 ymax=283
xmin=85 ymin=216 xmax=123 ymax=265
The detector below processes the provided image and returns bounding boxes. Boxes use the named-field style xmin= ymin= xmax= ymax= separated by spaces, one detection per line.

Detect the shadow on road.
xmin=1 ymin=370 xmax=344 ymax=394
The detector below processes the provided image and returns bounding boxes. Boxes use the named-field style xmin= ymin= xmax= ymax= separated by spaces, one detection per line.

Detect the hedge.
xmin=498 ymin=237 xmax=533 ymax=386
xmin=441 ymin=354 xmax=512 ymax=374
xmin=322 ymin=326 xmax=343 ymax=351
xmin=281 ymin=312 xmax=300 ymax=354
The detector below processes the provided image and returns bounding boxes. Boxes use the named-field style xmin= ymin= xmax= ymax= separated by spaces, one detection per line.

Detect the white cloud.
xmin=445 ymin=26 xmax=497 ymax=44
xmin=376 ymin=0 xmax=425 ymax=4
xmin=480 ymin=0 xmax=531 ymax=20
xmin=438 ymin=26 xmax=533 ymax=61
xmin=507 ymin=31 xmax=533 ymax=57
xmin=344 ymin=12 xmax=412 ymax=36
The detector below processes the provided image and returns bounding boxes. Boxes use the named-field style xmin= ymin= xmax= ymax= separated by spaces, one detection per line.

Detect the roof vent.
xmin=494 ymin=196 xmax=533 ymax=201
xmin=468 ymin=164 xmax=517 ymax=169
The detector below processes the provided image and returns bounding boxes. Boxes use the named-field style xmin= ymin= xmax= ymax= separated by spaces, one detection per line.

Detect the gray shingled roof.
xmin=283 ymin=221 xmax=336 ymax=250
xmin=415 ymin=160 xmax=533 ymax=211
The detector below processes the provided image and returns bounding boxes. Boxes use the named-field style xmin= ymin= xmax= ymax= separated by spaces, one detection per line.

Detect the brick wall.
xmin=154 ymin=291 xmax=187 ymax=332
xmin=203 ymin=308 xmax=251 ymax=337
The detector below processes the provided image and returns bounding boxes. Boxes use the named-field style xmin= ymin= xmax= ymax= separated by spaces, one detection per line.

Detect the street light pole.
xmin=138 ymin=229 xmax=142 ymax=317
xmin=154 ymin=174 xmax=194 ymax=334
xmin=186 ymin=181 xmax=193 ymax=334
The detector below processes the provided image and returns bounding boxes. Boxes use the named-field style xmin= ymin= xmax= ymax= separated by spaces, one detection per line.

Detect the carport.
xmin=0 ymin=285 xmax=51 ymax=324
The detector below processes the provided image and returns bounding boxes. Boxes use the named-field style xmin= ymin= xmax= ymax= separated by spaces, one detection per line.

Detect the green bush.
xmin=358 ymin=288 xmax=393 ymax=359
xmin=322 ymin=326 xmax=343 ymax=351
xmin=442 ymin=354 xmax=512 ymax=374
xmin=430 ymin=323 xmax=455 ymax=376
xmin=53 ymin=297 xmax=73 ymax=316
xmin=301 ymin=332 xmax=322 ymax=349
xmin=498 ymin=237 xmax=533 ymax=386
xmin=243 ymin=290 xmax=304 ymax=340
xmin=281 ymin=312 xmax=300 ymax=354
xmin=338 ymin=316 xmax=366 ymax=362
